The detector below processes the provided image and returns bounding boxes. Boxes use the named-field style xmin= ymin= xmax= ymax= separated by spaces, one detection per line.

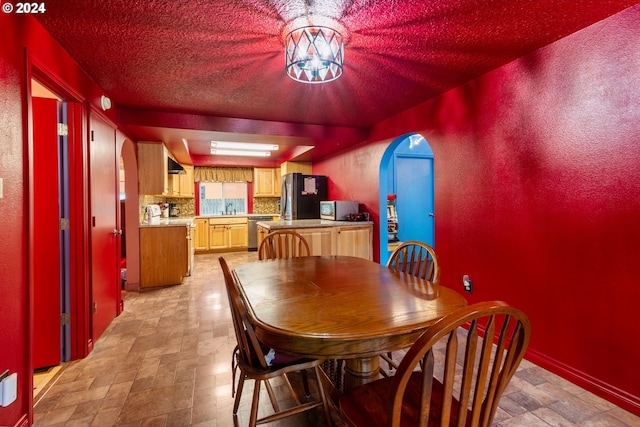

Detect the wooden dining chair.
xmin=386 ymin=240 xmax=440 ymax=283
xmin=218 ymin=257 xmax=331 ymax=427
xmin=339 ymin=301 xmax=531 ymax=427
xmin=258 ymin=229 xmax=311 ymax=260
xmin=382 ymin=241 xmax=441 ymax=374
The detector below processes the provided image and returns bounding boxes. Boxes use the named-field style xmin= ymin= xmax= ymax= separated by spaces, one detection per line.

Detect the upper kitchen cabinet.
xmin=280 ymin=161 xmax=312 ymax=175
xmin=138 ymin=142 xmax=194 ymax=197
xmin=138 ymin=142 xmax=169 ymax=195
xmin=253 ymin=167 xmax=281 ymax=197
xmin=168 ymin=164 xmax=194 ymax=198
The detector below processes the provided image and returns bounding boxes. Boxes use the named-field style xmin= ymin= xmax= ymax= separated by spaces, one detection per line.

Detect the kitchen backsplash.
xmin=253 ymin=197 xmax=280 ymax=214
xmin=139 ymin=195 xmax=278 ymax=217
xmin=139 ymin=195 xmax=194 ymax=220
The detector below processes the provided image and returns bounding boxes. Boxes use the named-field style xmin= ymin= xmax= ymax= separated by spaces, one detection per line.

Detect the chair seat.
xmin=237 ymin=353 xmax=321 ymax=380
xmin=340 ymin=373 xmax=467 ymax=427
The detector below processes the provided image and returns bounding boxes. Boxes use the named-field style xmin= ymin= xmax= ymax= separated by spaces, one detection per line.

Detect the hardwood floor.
xmin=33 ymin=252 xmax=639 ymax=426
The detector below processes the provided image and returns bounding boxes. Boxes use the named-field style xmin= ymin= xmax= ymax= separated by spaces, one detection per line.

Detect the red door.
xmin=89 ymin=114 xmax=119 ymax=341
xmin=32 ymin=97 xmax=61 ymax=369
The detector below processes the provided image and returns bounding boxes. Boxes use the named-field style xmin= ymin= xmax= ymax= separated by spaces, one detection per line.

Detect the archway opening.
xmin=378 ymin=134 xmax=434 ymax=265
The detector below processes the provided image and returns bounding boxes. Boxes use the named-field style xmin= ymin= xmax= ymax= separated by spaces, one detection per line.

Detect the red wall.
xmin=0 ymin=14 xmax=123 ymax=426
xmin=316 ymin=5 xmax=640 ymax=415
xmin=0 ymin=14 xmax=31 ymax=427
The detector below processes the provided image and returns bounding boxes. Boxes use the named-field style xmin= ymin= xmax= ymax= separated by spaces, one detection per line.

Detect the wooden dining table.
xmin=233 ymin=255 xmax=467 ymax=391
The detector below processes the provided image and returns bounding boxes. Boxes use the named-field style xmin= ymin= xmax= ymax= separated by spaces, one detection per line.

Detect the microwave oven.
xmin=320 ymin=200 xmax=359 ymax=221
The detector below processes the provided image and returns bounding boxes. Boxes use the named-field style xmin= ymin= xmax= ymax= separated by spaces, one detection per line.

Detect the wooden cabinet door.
xmin=297 ymin=227 xmax=335 ymax=256
xmin=180 ymin=165 xmax=194 ymax=197
xmin=254 ymin=167 xmax=276 ymax=197
xmin=228 ymin=224 xmax=248 ymax=248
xmin=337 ymin=225 xmax=373 ymax=260
xmin=193 ymin=219 xmax=209 ymax=251
xmin=138 ymin=143 xmax=168 ymax=195
xmin=274 ymin=168 xmax=282 ymax=197
xmin=168 ymin=173 xmax=180 ymax=197
xmin=209 ymin=225 xmax=228 ymax=249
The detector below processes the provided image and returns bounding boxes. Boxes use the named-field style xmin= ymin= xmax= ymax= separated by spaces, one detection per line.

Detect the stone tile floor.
xmin=33 ymin=252 xmax=640 ymax=426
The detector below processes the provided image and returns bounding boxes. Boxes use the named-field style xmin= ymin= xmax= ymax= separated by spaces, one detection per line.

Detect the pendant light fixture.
xmin=285 ymin=18 xmax=344 ymax=84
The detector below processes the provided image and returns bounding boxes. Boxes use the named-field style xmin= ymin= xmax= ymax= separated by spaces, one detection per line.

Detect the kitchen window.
xmin=199 ymin=182 xmax=247 ymax=215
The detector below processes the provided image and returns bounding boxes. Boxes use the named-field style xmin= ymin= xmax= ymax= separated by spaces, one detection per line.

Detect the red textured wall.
xmin=0 ymin=14 xmax=122 ymax=426
xmin=316 ymin=6 xmax=640 ymax=414
xmin=0 ymin=14 xmax=31 ymax=427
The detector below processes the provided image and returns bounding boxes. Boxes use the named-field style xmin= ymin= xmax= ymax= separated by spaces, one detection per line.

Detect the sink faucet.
xmin=226 ymin=203 xmax=233 ymax=214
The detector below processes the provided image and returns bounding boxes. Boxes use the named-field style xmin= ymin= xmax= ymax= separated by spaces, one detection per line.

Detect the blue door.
xmin=393 ymin=154 xmax=434 ymax=246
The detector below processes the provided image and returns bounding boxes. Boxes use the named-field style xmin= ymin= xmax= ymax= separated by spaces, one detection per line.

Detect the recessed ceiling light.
xmin=211 ymin=141 xmax=279 ymax=151
xmin=211 ymin=149 xmax=271 ymax=157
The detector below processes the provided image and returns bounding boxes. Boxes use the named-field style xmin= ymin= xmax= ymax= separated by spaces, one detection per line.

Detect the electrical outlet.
xmin=463 ymin=274 xmax=473 ymax=293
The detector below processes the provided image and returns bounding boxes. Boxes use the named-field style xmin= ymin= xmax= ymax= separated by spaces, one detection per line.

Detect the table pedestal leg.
xmin=344 ymin=356 xmax=380 ymax=390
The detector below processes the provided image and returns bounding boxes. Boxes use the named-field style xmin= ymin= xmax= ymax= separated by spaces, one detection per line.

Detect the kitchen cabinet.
xmin=139 ymin=225 xmax=189 ymax=288
xmin=138 ymin=142 xmax=169 ymax=195
xmin=336 ymin=225 xmax=373 ymax=260
xmin=257 ymin=221 xmax=373 ymax=260
xmin=253 ymin=167 xmax=281 ymax=197
xmin=296 ymin=227 xmax=334 ymax=256
xmin=180 ymin=165 xmax=194 ymax=197
xmin=197 ymin=217 xmax=248 ymax=252
xmin=193 ymin=218 xmax=209 ymax=251
xmin=168 ymin=165 xmax=194 ymax=198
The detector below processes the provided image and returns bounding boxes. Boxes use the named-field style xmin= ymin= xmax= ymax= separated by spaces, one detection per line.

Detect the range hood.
xmin=168 ymin=157 xmax=184 ymax=174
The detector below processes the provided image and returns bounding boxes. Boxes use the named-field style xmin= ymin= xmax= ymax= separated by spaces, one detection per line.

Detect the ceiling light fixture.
xmin=210 ymin=141 xmax=279 ymax=151
xmin=285 ymin=25 xmax=344 ymax=84
xmin=210 ymin=149 xmax=272 ymax=157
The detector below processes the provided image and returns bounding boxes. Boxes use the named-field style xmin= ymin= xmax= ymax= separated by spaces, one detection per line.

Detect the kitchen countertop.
xmin=140 ymin=214 xmax=280 ymax=227
xmin=139 ymin=217 xmax=195 ymax=227
xmin=196 ymin=213 xmax=280 ymax=219
xmin=257 ymin=219 xmax=374 ymax=230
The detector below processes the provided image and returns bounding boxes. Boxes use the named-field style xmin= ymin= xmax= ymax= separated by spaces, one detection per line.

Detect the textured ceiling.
xmin=35 ymin=0 xmax=638 ymax=165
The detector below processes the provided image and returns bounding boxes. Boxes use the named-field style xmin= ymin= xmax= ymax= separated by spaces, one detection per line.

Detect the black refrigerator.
xmin=280 ymin=173 xmax=328 ymax=220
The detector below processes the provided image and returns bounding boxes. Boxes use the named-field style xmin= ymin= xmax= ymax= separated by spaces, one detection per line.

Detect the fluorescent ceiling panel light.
xmin=211 ymin=141 xmax=279 ymax=151
xmin=211 ymin=149 xmax=271 ymax=157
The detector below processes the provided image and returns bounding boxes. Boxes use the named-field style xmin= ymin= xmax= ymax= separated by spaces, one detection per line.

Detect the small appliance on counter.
xmin=169 ymin=203 xmax=180 ymax=217
xmin=346 ymin=212 xmax=370 ymax=222
xmin=320 ymin=200 xmax=359 ymax=221
xmin=146 ymin=204 xmax=162 ymax=224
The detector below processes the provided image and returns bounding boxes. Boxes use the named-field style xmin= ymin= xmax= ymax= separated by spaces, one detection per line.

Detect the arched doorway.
xmin=378 ymin=134 xmax=434 ymax=265
xmin=118 ymin=139 xmax=140 ymax=291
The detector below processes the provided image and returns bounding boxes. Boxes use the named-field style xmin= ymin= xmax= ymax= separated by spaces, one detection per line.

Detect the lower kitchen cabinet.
xmin=296 ymin=227 xmax=334 ymax=256
xmin=193 ymin=218 xmax=209 ymax=251
xmin=228 ymin=222 xmax=249 ymax=248
xmin=195 ymin=217 xmax=248 ymax=252
xmin=257 ymin=223 xmax=373 ymax=260
xmin=336 ymin=225 xmax=373 ymax=260
xmin=139 ymin=225 xmax=189 ymax=288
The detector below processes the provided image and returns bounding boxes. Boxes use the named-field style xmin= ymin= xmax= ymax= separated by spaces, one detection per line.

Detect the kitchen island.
xmin=257 ymin=219 xmax=374 ymax=260
xmin=139 ymin=218 xmax=195 ymax=288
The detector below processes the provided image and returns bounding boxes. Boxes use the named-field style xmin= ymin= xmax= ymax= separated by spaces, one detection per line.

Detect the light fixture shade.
xmin=211 ymin=141 xmax=279 ymax=151
xmin=285 ymin=26 xmax=343 ymax=84
xmin=211 ymin=149 xmax=271 ymax=157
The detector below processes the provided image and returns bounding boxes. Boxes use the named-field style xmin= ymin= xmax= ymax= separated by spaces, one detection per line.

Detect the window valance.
xmin=194 ymin=167 xmax=253 ymax=183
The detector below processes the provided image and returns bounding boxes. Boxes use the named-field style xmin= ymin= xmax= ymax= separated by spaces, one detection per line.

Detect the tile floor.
xmin=32 ymin=252 xmax=640 ymax=426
